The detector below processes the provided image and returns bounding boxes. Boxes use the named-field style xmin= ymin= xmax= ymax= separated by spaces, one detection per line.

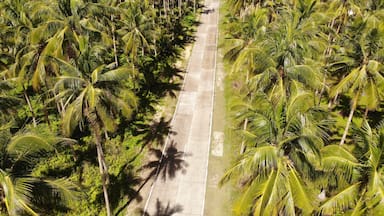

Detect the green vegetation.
xmin=0 ymin=0 xmax=199 ymax=215
xmin=220 ymin=0 xmax=384 ymax=215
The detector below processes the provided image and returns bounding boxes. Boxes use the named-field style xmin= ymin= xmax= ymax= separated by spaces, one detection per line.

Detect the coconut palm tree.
xmin=0 ymin=125 xmax=78 ymax=216
xmin=329 ymin=7 xmax=384 ymax=146
xmin=52 ymin=39 xmax=137 ymax=216
xmin=318 ymin=121 xmax=384 ymax=215
xmin=0 ymin=0 xmax=44 ymax=127
xmin=220 ymin=84 xmax=330 ymax=215
xmin=0 ymin=0 xmax=200 ymax=214
xmin=225 ymin=2 xmax=328 ymax=154
xmin=118 ymin=1 xmax=154 ymax=64
xmin=228 ymin=1 xmax=328 ymax=98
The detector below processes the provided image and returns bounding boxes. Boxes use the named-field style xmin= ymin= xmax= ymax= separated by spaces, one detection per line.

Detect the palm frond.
xmin=107 ymin=92 xmax=135 ymax=119
xmin=0 ymin=170 xmax=38 ymax=216
xmin=62 ymin=95 xmax=85 ymax=136
xmin=319 ymin=183 xmax=360 ymax=215
xmin=287 ymin=166 xmax=314 ymax=214
xmin=95 ymin=103 xmax=116 ymax=132
xmin=366 ymin=170 xmax=384 ymax=211
xmin=321 ymin=145 xmax=359 ymax=182
xmin=287 ymin=64 xmax=322 ymax=90
xmin=247 ymin=145 xmax=279 ymax=177
xmin=330 ymin=66 xmax=363 ymax=97
xmin=54 ymin=76 xmax=86 ymax=92
xmin=49 ymin=56 xmax=82 ymax=77
xmin=43 ymin=178 xmax=80 ymax=205
xmin=349 ymin=196 xmax=366 ymax=216
xmin=253 ymin=168 xmax=286 ymax=216
xmin=232 ymin=176 xmax=261 ymax=215
xmin=90 ymin=65 xmax=105 ymax=84
xmin=7 ymin=132 xmax=55 ymax=156
xmin=222 ymin=38 xmax=246 ymax=62
xmin=0 ymin=95 xmax=21 ymax=112
xmin=98 ymin=66 xmax=136 ymax=82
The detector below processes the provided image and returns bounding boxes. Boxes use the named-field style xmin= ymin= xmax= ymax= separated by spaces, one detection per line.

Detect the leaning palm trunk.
xmin=87 ymin=112 xmax=111 ymax=216
xmin=340 ymin=91 xmax=359 ymax=146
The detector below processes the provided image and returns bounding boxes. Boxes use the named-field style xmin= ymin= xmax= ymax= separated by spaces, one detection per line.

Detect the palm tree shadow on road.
xmin=140 ymin=199 xmax=183 ymax=216
xmin=114 ymin=142 xmax=189 ymax=215
xmin=122 ymin=117 xmax=177 ymax=169
xmin=143 ymin=141 xmax=190 ymax=181
xmin=139 ymin=117 xmax=177 ymax=148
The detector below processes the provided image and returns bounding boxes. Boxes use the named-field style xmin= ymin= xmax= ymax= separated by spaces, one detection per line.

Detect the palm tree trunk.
xmin=110 ymin=15 xmax=118 ymax=68
xmin=52 ymin=91 xmax=64 ymax=116
xmin=328 ymin=92 xmax=338 ymax=109
xmin=95 ymin=135 xmax=111 ymax=216
xmin=163 ymin=0 xmax=167 ymax=17
xmin=241 ymin=72 xmax=250 ymax=154
xmin=240 ymin=118 xmax=248 ymax=154
xmin=87 ymin=112 xmax=111 ymax=216
xmin=339 ymin=92 xmax=359 ymax=146
xmin=112 ymin=28 xmax=118 ymax=68
xmin=364 ymin=107 xmax=369 ymax=119
xmin=317 ymin=20 xmax=336 ymax=106
xmin=23 ymin=88 xmax=37 ymax=127
xmin=178 ymin=0 xmax=182 ymax=17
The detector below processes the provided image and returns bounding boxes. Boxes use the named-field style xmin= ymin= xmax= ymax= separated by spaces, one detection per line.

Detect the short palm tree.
xmin=318 ymin=121 xmax=384 ymax=215
xmin=221 ymin=83 xmax=330 ymax=215
xmin=0 ymin=126 xmax=78 ymax=216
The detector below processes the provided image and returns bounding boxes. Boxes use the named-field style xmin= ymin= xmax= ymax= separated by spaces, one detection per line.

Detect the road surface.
xmin=142 ymin=0 xmax=220 ymax=215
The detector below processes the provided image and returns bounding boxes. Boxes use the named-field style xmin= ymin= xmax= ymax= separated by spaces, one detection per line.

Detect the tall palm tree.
xmin=118 ymin=1 xmax=154 ymax=64
xmin=229 ymin=1 xmax=328 ymax=98
xmin=0 ymin=0 xmax=43 ymax=127
xmin=225 ymin=3 xmax=329 ymax=154
xmin=52 ymin=41 xmax=137 ymax=216
xmin=329 ymin=8 xmax=384 ymax=146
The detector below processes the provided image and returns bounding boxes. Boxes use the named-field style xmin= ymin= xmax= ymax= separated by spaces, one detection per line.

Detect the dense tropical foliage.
xmin=221 ymin=0 xmax=384 ymax=215
xmin=0 ymin=0 xmax=199 ymax=215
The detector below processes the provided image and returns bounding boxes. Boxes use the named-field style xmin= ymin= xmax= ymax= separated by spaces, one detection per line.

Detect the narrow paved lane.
xmin=142 ymin=0 xmax=220 ymax=215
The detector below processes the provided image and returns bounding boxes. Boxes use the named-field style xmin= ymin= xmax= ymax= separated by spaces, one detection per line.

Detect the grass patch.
xmin=203 ymin=2 xmax=239 ymax=215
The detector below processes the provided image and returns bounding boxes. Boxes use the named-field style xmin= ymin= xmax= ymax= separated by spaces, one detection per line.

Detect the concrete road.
xmin=142 ymin=0 xmax=220 ymax=215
